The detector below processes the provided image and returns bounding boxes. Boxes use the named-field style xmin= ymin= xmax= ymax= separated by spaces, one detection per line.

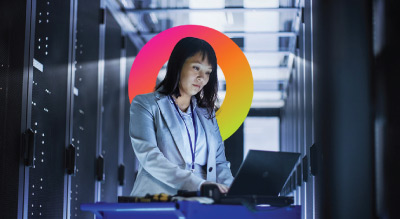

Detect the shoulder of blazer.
xmin=134 ymin=90 xmax=170 ymax=102
xmin=130 ymin=92 xmax=162 ymax=114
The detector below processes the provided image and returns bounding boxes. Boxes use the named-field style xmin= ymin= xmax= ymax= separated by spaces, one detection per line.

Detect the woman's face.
xmin=179 ymin=52 xmax=213 ymax=97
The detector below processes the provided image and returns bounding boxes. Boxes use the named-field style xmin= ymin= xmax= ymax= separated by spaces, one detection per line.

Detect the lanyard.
xmin=169 ymin=95 xmax=198 ymax=172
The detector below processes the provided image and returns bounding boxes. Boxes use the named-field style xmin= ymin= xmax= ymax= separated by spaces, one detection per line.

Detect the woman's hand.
xmin=201 ymin=181 xmax=229 ymax=193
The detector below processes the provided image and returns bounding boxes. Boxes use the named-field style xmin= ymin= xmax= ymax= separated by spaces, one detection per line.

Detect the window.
xmin=243 ymin=117 xmax=280 ymax=159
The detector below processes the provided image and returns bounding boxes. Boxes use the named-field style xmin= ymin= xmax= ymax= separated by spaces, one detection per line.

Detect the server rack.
xmin=0 ymin=0 xmax=139 ymax=218
xmin=373 ymin=1 xmax=400 ymax=218
xmin=280 ymin=0 xmax=316 ymax=219
xmin=69 ymin=0 xmax=102 ymax=218
xmin=26 ymin=0 xmax=74 ymax=217
xmin=0 ymin=0 xmax=34 ymax=218
xmin=99 ymin=9 xmax=122 ymax=203
xmin=121 ymin=38 xmax=139 ymax=196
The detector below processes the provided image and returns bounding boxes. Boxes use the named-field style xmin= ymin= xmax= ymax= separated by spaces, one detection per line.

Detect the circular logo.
xmin=128 ymin=25 xmax=253 ymax=140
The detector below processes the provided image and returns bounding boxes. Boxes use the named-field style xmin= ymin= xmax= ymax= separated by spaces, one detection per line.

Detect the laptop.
xmin=119 ymin=150 xmax=300 ymax=207
xmin=219 ymin=150 xmax=300 ymax=206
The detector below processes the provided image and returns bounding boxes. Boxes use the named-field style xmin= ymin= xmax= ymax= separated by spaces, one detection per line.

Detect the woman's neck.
xmin=172 ymin=94 xmax=191 ymax=113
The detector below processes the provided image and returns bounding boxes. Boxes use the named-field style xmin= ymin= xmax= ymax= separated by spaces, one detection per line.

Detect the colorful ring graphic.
xmin=128 ymin=25 xmax=253 ymax=140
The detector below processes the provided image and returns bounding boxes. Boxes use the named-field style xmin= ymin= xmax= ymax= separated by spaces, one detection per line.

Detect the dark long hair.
xmin=155 ymin=37 xmax=219 ymax=119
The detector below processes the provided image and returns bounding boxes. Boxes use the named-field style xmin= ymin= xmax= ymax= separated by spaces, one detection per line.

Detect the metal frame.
xmin=21 ymin=0 xmax=36 ymax=218
xmin=137 ymin=31 xmax=297 ymax=38
xmin=124 ymin=7 xmax=299 ymax=14
xmin=96 ymin=0 xmax=106 ymax=203
xmin=118 ymin=34 xmax=126 ymax=196
xmin=65 ymin=0 xmax=78 ymax=217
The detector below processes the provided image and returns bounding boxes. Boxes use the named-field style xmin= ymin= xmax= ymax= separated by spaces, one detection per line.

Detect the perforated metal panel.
xmin=100 ymin=9 xmax=121 ymax=202
xmin=27 ymin=0 xmax=71 ymax=217
xmin=69 ymin=0 xmax=101 ymax=217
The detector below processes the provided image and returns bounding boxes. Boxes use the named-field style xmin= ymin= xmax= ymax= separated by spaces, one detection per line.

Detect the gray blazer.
xmin=129 ymin=90 xmax=234 ymax=196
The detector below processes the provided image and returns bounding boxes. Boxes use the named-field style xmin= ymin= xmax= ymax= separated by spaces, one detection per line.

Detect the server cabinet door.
xmin=122 ymin=38 xmax=139 ymax=196
xmin=69 ymin=0 xmax=101 ymax=218
xmin=100 ymin=9 xmax=122 ymax=202
xmin=27 ymin=0 xmax=73 ymax=218
xmin=0 ymin=0 xmax=32 ymax=218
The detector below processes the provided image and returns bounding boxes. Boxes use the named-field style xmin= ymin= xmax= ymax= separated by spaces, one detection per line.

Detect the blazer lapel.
xmin=155 ymin=92 xmax=186 ymax=160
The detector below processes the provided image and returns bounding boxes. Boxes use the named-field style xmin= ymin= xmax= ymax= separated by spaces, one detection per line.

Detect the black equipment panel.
xmin=69 ymin=0 xmax=101 ymax=218
xmin=28 ymin=0 xmax=72 ymax=218
xmin=0 ymin=0 xmax=29 ymax=218
xmin=100 ymin=9 xmax=121 ymax=202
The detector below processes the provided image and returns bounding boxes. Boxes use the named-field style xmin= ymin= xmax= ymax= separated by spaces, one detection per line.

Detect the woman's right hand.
xmin=201 ymin=181 xmax=229 ymax=193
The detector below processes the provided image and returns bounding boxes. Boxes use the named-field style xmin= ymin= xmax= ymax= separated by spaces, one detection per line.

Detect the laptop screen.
xmin=227 ymin=150 xmax=300 ymax=196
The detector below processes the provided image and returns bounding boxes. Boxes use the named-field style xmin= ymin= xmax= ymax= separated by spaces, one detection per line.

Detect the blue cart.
xmin=81 ymin=201 xmax=301 ymax=219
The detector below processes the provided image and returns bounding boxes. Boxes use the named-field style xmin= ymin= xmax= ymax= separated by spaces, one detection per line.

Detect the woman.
xmin=129 ymin=37 xmax=234 ymax=196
